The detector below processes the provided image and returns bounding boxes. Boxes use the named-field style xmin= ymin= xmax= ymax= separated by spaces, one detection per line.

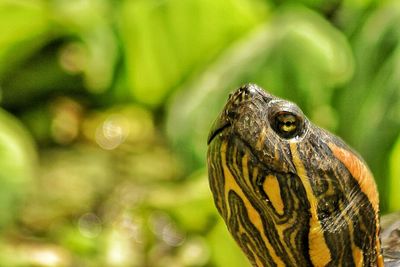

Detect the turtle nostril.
xmin=233 ymin=84 xmax=262 ymax=103
xmin=225 ymin=109 xmax=236 ymax=118
xmin=231 ymin=87 xmax=252 ymax=105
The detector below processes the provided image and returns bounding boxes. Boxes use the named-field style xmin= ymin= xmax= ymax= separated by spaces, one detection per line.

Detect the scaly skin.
xmin=207 ymin=84 xmax=384 ymax=267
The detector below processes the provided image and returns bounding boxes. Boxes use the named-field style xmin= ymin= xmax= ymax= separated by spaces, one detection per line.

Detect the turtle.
xmin=206 ymin=84 xmax=400 ymax=267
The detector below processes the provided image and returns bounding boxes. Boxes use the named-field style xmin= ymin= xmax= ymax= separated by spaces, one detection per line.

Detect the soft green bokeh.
xmin=0 ymin=0 xmax=399 ymax=266
xmin=166 ymin=6 xmax=354 ymax=172
xmin=119 ymin=0 xmax=268 ymax=106
xmin=389 ymin=134 xmax=400 ymax=212
xmin=0 ymin=109 xmax=37 ymax=228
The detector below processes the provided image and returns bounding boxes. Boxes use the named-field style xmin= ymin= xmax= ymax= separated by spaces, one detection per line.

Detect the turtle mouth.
xmin=207 ymin=121 xmax=231 ymax=145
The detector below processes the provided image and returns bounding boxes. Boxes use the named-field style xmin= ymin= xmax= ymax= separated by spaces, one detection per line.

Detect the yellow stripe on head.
xmin=263 ymin=174 xmax=284 ymax=215
xmin=290 ymin=143 xmax=332 ymax=266
xmin=219 ymin=141 xmax=285 ymax=267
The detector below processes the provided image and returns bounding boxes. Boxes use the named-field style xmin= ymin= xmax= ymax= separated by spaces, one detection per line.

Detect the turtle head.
xmin=208 ymin=84 xmax=307 ymax=174
xmin=207 ymin=84 xmax=383 ymax=266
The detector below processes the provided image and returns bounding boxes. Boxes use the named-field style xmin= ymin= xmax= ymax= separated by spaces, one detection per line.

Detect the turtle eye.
xmin=270 ymin=110 xmax=304 ymax=139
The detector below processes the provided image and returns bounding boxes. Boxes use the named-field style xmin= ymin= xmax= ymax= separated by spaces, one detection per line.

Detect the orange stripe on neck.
xmin=328 ymin=142 xmax=383 ymax=266
xmin=327 ymin=143 xmax=379 ymax=213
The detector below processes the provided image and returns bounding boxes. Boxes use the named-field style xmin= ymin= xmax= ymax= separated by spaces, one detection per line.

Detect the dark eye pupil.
xmin=272 ymin=113 xmax=303 ymax=139
xmin=278 ymin=115 xmax=296 ymax=130
xmin=284 ymin=121 xmax=293 ymax=126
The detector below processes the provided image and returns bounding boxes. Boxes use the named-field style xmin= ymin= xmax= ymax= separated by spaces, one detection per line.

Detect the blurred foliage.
xmin=0 ymin=0 xmax=399 ymax=266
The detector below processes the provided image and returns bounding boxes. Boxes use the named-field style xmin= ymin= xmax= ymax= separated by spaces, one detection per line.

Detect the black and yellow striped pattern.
xmin=207 ymin=84 xmax=383 ymax=267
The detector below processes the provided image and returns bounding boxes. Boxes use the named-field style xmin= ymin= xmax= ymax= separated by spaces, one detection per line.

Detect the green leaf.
xmin=118 ymin=0 xmax=268 ymax=107
xmin=337 ymin=2 xmax=400 ymax=210
xmin=389 ymin=134 xmax=400 ymax=212
xmin=0 ymin=1 xmax=50 ymax=77
xmin=166 ymin=6 xmax=353 ymax=171
xmin=0 ymin=108 xmax=37 ymax=228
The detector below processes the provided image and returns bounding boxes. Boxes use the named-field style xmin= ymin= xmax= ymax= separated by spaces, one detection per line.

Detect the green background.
xmin=0 ymin=0 xmax=399 ymax=266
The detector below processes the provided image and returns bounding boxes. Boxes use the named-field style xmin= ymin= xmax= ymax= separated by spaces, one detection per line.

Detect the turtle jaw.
xmin=208 ymin=84 xmax=274 ymax=146
xmin=207 ymin=118 xmax=231 ymax=145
